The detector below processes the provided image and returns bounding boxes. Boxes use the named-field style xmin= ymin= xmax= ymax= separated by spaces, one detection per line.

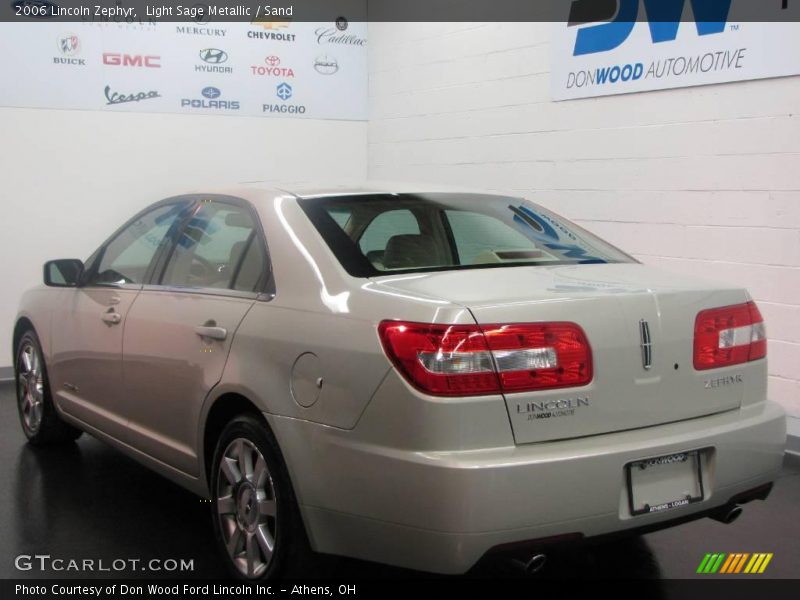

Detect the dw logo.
xmin=569 ymin=0 xmax=733 ymax=56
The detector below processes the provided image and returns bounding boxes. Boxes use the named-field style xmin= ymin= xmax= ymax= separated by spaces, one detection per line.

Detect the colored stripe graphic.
xmin=698 ymin=553 xmax=727 ymax=573
xmin=719 ymin=553 xmax=736 ymax=573
xmin=698 ymin=553 xmax=773 ymax=574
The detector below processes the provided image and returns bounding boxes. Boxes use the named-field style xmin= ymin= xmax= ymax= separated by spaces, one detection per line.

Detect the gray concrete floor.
xmin=1 ymin=381 xmax=797 ymax=579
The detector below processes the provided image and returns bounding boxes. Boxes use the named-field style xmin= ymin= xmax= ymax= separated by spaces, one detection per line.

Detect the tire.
xmin=15 ymin=330 xmax=82 ymax=445
xmin=210 ymin=414 xmax=320 ymax=580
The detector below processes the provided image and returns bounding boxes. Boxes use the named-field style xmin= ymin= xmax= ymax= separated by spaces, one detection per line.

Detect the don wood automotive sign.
xmin=551 ymin=0 xmax=800 ymax=100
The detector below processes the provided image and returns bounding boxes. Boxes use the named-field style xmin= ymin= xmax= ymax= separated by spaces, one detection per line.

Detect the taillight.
xmin=378 ymin=321 xmax=593 ymax=397
xmin=693 ymin=301 xmax=766 ymax=371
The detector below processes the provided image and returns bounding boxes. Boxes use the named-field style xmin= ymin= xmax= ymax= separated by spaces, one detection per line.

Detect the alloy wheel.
xmin=216 ymin=438 xmax=278 ymax=578
xmin=17 ymin=342 xmax=44 ymax=434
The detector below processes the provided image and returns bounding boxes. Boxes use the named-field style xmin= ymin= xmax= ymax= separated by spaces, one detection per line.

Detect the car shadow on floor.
xmin=2 ymin=437 xmax=664 ymax=580
xmin=1 ymin=382 xmax=796 ymax=581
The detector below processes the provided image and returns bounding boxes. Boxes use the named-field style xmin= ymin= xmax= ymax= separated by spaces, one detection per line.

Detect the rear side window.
xmin=299 ymin=193 xmax=634 ymax=277
xmin=161 ymin=202 xmax=264 ymax=290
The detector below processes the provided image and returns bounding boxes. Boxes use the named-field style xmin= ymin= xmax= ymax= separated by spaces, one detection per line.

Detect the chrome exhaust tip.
xmin=711 ymin=504 xmax=743 ymax=525
xmin=511 ymin=553 xmax=548 ymax=574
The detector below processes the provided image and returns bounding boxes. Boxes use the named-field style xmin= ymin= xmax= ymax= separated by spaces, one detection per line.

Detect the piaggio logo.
xmin=697 ymin=552 xmax=773 ymax=574
xmin=569 ymin=0 xmax=732 ymax=56
xmin=276 ymin=82 xmax=293 ymax=101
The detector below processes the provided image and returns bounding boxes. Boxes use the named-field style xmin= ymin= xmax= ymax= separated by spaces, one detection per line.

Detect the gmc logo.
xmin=569 ymin=0 xmax=732 ymax=56
xmin=103 ymin=53 xmax=161 ymax=68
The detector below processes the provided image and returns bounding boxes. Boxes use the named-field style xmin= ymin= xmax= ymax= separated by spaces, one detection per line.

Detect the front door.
xmin=50 ymin=202 xmax=190 ymax=439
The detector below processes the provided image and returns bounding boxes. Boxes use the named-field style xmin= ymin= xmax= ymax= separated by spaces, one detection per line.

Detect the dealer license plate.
xmin=626 ymin=450 xmax=705 ymax=516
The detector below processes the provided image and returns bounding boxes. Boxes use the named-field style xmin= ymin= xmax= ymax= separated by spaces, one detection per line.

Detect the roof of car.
xmin=235 ymin=181 xmax=507 ymax=199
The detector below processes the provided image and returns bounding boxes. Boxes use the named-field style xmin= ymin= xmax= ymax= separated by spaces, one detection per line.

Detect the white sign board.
xmin=0 ymin=19 xmax=367 ymax=120
xmin=551 ymin=0 xmax=800 ymax=101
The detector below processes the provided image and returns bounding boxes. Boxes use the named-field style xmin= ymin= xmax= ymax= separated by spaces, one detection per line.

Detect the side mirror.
xmin=44 ymin=259 xmax=84 ymax=288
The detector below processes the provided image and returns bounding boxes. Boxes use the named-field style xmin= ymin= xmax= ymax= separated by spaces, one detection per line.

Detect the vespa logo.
xmin=569 ymin=0 xmax=732 ymax=56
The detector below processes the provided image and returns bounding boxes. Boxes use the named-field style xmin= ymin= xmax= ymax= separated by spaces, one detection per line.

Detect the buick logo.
xmin=58 ymin=34 xmax=80 ymax=56
xmin=265 ymin=55 xmax=280 ymax=66
xmin=201 ymin=86 xmax=221 ymax=99
xmin=314 ymin=55 xmax=338 ymax=75
xmin=199 ymin=48 xmax=228 ymax=64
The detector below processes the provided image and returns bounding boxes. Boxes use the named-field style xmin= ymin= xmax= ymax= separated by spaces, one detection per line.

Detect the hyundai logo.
xmin=201 ymin=86 xmax=221 ymax=99
xmin=199 ymin=48 xmax=228 ymax=64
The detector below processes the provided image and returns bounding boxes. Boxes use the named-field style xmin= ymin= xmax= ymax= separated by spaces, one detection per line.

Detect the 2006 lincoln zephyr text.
xmin=14 ymin=185 xmax=786 ymax=579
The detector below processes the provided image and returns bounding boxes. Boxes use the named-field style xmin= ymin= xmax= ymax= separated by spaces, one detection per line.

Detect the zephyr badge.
xmin=639 ymin=319 xmax=653 ymax=370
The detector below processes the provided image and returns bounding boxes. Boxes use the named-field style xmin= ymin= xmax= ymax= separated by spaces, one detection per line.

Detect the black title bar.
xmin=1 ymin=0 xmax=799 ymax=23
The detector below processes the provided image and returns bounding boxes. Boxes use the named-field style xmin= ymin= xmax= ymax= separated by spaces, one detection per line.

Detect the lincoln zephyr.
xmin=14 ymin=186 xmax=786 ymax=578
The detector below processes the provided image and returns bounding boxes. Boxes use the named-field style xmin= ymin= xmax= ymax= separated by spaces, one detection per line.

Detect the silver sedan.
xmin=14 ymin=185 xmax=786 ymax=579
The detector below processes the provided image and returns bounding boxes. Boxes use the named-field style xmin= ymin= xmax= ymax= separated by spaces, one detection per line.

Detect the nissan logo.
xmin=201 ymin=86 xmax=221 ymax=99
xmin=199 ymin=48 xmax=228 ymax=64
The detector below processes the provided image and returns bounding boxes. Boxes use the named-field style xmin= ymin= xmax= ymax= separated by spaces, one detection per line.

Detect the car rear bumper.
xmin=269 ymin=400 xmax=786 ymax=574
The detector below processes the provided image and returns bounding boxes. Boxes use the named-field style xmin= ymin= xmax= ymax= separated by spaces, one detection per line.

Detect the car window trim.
xmin=148 ymin=194 xmax=275 ymax=299
xmin=81 ymin=198 xmax=193 ymax=290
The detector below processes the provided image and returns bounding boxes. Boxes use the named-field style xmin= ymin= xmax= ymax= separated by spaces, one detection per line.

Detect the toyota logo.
xmin=265 ymin=55 xmax=280 ymax=66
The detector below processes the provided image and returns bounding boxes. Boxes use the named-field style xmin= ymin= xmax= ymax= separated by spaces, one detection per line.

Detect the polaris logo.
xmin=569 ymin=0 xmax=732 ymax=56
xmin=181 ymin=87 xmax=240 ymax=111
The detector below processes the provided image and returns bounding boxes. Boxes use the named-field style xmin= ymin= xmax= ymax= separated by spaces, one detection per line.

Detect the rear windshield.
xmin=298 ymin=193 xmax=634 ymax=277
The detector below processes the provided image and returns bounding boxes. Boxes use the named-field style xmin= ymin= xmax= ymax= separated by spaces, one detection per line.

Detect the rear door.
xmin=120 ymin=197 xmax=271 ymax=475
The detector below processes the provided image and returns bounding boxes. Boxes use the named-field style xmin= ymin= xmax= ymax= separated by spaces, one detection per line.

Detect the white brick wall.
xmin=368 ymin=22 xmax=800 ymax=419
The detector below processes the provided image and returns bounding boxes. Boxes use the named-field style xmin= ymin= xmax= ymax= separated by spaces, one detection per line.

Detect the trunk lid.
xmin=372 ymin=264 xmax=752 ymax=443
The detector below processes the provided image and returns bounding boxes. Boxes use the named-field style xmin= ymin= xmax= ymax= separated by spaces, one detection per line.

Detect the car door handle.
xmin=194 ymin=325 xmax=228 ymax=341
xmin=101 ymin=310 xmax=122 ymax=325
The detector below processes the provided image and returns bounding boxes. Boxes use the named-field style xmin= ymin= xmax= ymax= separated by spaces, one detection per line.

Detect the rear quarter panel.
xmin=213 ymin=191 xmax=473 ymax=429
